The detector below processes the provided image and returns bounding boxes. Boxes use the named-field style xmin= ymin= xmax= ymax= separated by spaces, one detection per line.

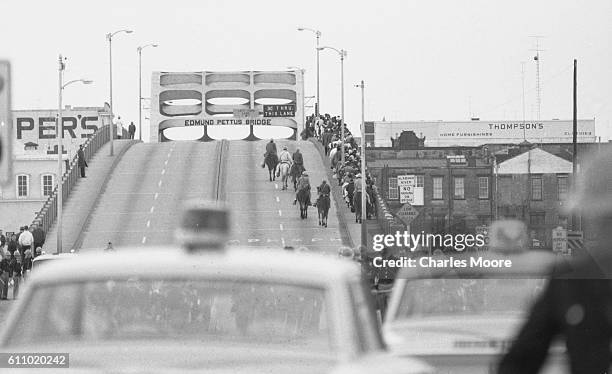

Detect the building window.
xmin=41 ymin=174 xmax=54 ymax=197
xmin=478 ymin=176 xmax=489 ymax=199
xmin=454 ymin=177 xmax=465 ymax=199
xmin=531 ymin=176 xmax=543 ymax=201
xmin=530 ymin=212 xmax=546 ymax=226
xmin=432 ymin=177 xmax=443 ymax=200
xmin=416 ymin=175 xmax=424 ymax=187
xmin=388 ymin=177 xmax=398 ymax=200
xmin=16 ymin=175 xmax=29 ymax=198
xmin=557 ymin=176 xmax=568 ymax=201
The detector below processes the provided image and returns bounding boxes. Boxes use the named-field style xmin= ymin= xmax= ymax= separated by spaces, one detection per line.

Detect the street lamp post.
xmin=138 ymin=43 xmax=158 ymax=141
xmin=107 ymin=29 xmax=133 ymax=155
xmin=56 ymin=54 xmax=92 ymax=253
xmin=356 ymin=80 xmax=366 ymax=248
xmin=297 ymin=27 xmax=321 ymax=116
xmin=318 ymin=46 xmax=347 ymax=165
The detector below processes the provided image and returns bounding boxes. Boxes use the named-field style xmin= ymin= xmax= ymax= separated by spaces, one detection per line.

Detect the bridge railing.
xmin=31 ymin=125 xmax=128 ymax=236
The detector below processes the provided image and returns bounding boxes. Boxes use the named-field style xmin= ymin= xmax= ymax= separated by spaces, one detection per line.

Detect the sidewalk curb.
xmin=308 ymin=138 xmax=355 ymax=249
xmin=71 ymin=140 xmax=141 ymax=251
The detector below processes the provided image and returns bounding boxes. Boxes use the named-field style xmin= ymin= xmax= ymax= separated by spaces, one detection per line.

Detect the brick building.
xmin=494 ymin=148 xmax=573 ymax=249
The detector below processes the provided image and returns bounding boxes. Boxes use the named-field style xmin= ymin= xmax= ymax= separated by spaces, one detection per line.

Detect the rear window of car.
xmin=9 ymin=278 xmax=336 ymax=355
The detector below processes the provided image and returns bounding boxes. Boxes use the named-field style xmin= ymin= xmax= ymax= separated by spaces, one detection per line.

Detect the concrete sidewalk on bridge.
xmin=309 ymin=138 xmax=362 ymax=250
xmin=43 ymin=140 xmax=139 ymax=254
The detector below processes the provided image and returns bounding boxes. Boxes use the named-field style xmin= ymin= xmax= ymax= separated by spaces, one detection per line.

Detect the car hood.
xmin=383 ymin=315 xmax=524 ymax=356
xmin=2 ymin=342 xmax=435 ymax=374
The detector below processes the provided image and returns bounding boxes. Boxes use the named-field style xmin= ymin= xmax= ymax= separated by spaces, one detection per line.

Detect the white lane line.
xmin=275 ymin=183 xmax=278 ymax=189
xmin=276 ymin=196 xmax=280 ymax=203
xmin=279 ymin=223 xmax=284 ymax=231
xmin=164 ymin=160 xmax=168 ymax=166
xmin=154 ymin=193 xmax=159 ymax=200
xmin=146 ymin=220 xmax=151 ymax=228
xmin=161 ymin=169 xmax=166 ymax=175
xmin=150 ymin=206 xmax=155 ymax=213
xmin=167 ymin=152 xmax=171 ymax=158
xmin=142 ymin=236 xmax=147 ymax=244
xmin=281 ymin=238 xmax=286 ymax=247
xmin=158 ymin=180 xmax=162 ymax=187
xmin=278 ymin=210 xmax=282 ymax=217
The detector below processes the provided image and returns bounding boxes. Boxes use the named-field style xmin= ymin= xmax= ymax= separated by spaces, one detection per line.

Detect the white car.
xmin=0 ymin=247 xmax=434 ymax=374
xmin=383 ymin=250 xmax=568 ymax=373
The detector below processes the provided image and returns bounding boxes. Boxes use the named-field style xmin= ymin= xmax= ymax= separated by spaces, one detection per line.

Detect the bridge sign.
xmin=396 ymin=203 xmax=419 ymax=225
xmin=233 ymin=109 xmax=259 ymax=118
xmin=263 ymin=104 xmax=295 ymax=117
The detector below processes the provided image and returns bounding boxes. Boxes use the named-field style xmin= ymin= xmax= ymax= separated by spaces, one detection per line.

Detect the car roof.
xmin=27 ymin=246 xmax=361 ymax=287
xmin=32 ymin=253 xmax=76 ymax=262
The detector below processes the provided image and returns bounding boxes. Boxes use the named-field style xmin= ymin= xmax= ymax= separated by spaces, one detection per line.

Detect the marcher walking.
xmin=9 ymin=251 xmax=21 ymax=299
xmin=116 ymin=116 xmax=124 ymax=139
xmin=128 ymin=121 xmax=136 ymax=139
xmin=78 ymin=145 xmax=88 ymax=178
xmin=18 ymin=226 xmax=33 ymax=259
xmin=31 ymin=222 xmax=45 ymax=252
xmin=0 ymin=252 xmax=10 ymax=300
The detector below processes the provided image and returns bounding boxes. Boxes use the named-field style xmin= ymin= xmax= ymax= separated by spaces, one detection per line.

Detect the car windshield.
xmin=394 ymin=278 xmax=547 ymax=319
xmin=9 ymin=278 xmax=333 ymax=354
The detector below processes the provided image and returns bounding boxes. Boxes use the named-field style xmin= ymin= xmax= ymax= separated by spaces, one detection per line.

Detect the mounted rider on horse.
xmin=291 ymin=149 xmax=306 ymax=190
xmin=294 ymin=170 xmax=311 ymax=206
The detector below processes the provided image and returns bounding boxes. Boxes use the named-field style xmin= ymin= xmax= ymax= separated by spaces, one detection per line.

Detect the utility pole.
xmin=530 ymin=36 xmax=545 ymax=120
xmin=57 ymin=54 xmax=65 ymax=254
xmin=521 ymin=61 xmax=526 ymax=140
xmin=572 ymin=59 xmax=578 ymax=231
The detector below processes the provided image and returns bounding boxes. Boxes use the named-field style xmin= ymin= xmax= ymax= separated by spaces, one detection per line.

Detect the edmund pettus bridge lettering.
xmin=184 ymin=119 xmax=272 ymax=126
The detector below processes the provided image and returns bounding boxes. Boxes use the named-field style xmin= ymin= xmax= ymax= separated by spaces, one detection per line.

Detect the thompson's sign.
xmin=373 ymin=119 xmax=597 ymax=147
xmin=13 ymin=108 xmax=108 ymax=155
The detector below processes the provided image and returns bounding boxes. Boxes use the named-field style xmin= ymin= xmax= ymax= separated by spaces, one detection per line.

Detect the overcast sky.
xmin=2 ymin=0 xmax=611 ymax=141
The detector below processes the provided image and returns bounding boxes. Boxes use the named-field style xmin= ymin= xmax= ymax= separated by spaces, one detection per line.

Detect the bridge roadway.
xmin=76 ymin=139 xmax=344 ymax=252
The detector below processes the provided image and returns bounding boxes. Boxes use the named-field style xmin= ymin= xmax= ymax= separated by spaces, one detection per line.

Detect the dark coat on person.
xmin=77 ymin=148 xmax=88 ymax=168
xmin=265 ymin=141 xmax=277 ymax=156
xmin=128 ymin=123 xmax=136 ymax=135
xmin=498 ymin=252 xmax=612 ymax=374
xmin=0 ymin=257 xmax=10 ymax=275
xmin=9 ymin=256 xmax=21 ymax=277
xmin=293 ymin=151 xmax=304 ymax=165
xmin=32 ymin=227 xmax=45 ymax=246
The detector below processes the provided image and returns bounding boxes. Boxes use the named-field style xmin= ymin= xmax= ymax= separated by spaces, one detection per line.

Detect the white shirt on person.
xmin=116 ymin=119 xmax=124 ymax=136
xmin=18 ymin=231 xmax=33 ymax=247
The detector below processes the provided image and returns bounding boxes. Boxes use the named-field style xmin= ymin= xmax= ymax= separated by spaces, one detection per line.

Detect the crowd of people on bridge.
xmin=0 ymin=224 xmax=46 ymax=300
xmin=302 ymin=113 xmax=377 ymax=220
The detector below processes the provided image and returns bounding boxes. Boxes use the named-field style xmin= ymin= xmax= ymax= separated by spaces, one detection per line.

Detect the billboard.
xmin=372 ymin=119 xmax=597 ymax=147
xmin=13 ymin=106 xmax=109 ymax=156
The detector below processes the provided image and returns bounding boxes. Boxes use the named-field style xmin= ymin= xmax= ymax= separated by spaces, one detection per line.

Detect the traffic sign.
xmin=396 ymin=203 xmax=419 ymax=225
xmin=567 ymin=230 xmax=584 ymax=254
xmin=0 ymin=61 xmax=11 ymax=186
xmin=233 ymin=109 xmax=259 ymax=118
xmin=552 ymin=226 xmax=568 ymax=254
xmin=397 ymin=175 xmax=415 ymax=204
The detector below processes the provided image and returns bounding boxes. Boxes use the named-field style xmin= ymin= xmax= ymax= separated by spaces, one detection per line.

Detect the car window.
xmin=9 ymin=279 xmax=335 ymax=355
xmin=395 ymin=278 xmax=547 ymax=319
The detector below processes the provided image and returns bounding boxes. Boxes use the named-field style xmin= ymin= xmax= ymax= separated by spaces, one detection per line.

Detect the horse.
xmin=278 ymin=162 xmax=291 ymax=190
xmin=290 ymin=163 xmax=305 ymax=191
xmin=296 ymin=187 xmax=311 ymax=219
xmin=315 ymin=189 xmax=330 ymax=227
xmin=264 ymin=153 xmax=279 ymax=181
